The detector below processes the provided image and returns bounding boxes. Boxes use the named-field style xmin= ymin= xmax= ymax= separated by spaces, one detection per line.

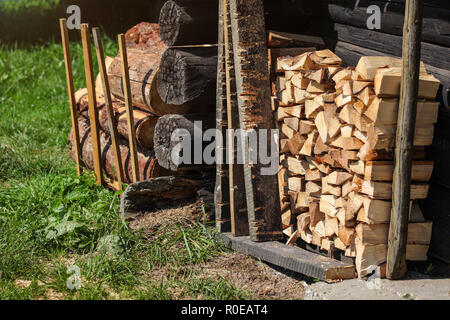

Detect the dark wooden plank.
xmin=387 ymin=0 xmax=423 ymax=280
xmin=421 ymin=183 xmax=450 ymax=264
xmin=220 ymin=233 xmax=356 ymax=282
xmin=223 ymin=0 xmax=248 ymax=237
xmin=328 ymin=3 xmax=450 ymax=46
xmin=229 ymin=0 xmax=282 ymax=242
xmin=215 ymin=0 xmax=231 ymax=233
xmin=333 ymin=23 xmax=450 ymax=71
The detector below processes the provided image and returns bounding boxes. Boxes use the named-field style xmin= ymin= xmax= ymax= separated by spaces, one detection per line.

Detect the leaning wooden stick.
xmin=92 ymin=27 xmax=124 ymax=190
xmin=223 ymin=0 xmax=248 ymax=237
xmin=118 ymin=34 xmax=140 ymax=183
xmin=81 ymin=23 xmax=103 ymax=185
xmin=60 ymin=18 xmax=82 ymax=176
xmin=387 ymin=0 xmax=423 ymax=280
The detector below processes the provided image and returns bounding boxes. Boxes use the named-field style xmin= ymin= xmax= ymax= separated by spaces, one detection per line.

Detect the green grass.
xmin=0 ymin=38 xmax=250 ymax=300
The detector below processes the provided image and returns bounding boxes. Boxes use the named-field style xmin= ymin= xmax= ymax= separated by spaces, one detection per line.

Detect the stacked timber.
xmin=274 ymin=51 xmax=440 ymax=277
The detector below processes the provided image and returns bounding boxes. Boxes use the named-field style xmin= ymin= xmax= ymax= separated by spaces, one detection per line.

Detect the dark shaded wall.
xmin=0 ymin=0 xmax=166 ymax=44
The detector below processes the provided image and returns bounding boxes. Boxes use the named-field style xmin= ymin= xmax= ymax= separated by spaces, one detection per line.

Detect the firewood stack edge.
xmin=274 ymin=51 xmax=440 ymax=277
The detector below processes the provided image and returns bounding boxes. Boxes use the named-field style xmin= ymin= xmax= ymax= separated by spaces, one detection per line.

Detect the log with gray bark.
xmin=68 ymin=117 xmax=171 ymax=183
xmin=153 ymin=113 xmax=216 ymax=171
xmin=120 ymin=175 xmax=205 ymax=219
xmin=156 ymin=47 xmax=218 ymax=108
xmin=158 ymin=0 xmax=219 ymax=46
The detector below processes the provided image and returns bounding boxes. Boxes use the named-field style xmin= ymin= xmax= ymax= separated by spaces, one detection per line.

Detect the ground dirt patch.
xmin=129 ymin=201 xmax=307 ymax=300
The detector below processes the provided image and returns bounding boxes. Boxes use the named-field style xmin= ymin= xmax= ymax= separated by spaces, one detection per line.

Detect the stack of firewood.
xmin=274 ymin=51 xmax=441 ymax=277
xmin=69 ymin=1 xmax=221 ymax=183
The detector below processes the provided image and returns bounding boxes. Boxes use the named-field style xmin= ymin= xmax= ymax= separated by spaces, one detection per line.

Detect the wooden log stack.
xmin=274 ymin=50 xmax=440 ymax=277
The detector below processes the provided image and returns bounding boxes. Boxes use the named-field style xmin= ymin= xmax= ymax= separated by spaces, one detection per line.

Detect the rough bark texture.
xmin=158 ymin=0 xmax=219 ymax=46
xmin=215 ymin=0 xmax=231 ymax=233
xmin=229 ymin=0 xmax=282 ymax=242
xmin=120 ymin=176 xmax=205 ymax=219
xmin=153 ymin=113 xmax=216 ymax=171
xmin=68 ymin=117 xmax=171 ymax=184
xmin=156 ymin=47 xmax=218 ymax=108
xmin=76 ymin=89 xmax=158 ymax=150
xmin=387 ymin=0 xmax=423 ymax=280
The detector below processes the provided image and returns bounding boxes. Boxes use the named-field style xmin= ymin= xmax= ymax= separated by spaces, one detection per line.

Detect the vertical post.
xmin=81 ymin=23 xmax=103 ymax=185
xmin=60 ymin=18 xmax=82 ymax=176
xmin=92 ymin=27 xmax=124 ymax=190
xmin=215 ymin=0 xmax=232 ymax=232
xmin=387 ymin=0 xmax=423 ymax=280
xmin=223 ymin=0 xmax=248 ymax=237
xmin=229 ymin=0 xmax=282 ymax=242
xmin=118 ymin=34 xmax=140 ymax=183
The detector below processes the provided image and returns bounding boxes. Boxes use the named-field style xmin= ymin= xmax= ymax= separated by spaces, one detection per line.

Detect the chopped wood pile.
xmin=274 ymin=51 xmax=440 ymax=277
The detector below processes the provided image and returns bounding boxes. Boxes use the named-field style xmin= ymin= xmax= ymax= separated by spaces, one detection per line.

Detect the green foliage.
xmin=0 ymin=0 xmax=60 ymax=13
xmin=0 ymin=35 xmax=243 ymax=300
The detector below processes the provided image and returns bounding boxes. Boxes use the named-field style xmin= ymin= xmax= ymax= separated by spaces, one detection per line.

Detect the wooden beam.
xmin=215 ymin=0 xmax=231 ymax=233
xmin=60 ymin=19 xmax=82 ymax=176
xmin=92 ymin=27 xmax=124 ymax=190
xmin=387 ymin=0 xmax=424 ymax=280
xmin=81 ymin=23 xmax=103 ymax=185
xmin=220 ymin=233 xmax=356 ymax=282
xmin=229 ymin=0 xmax=282 ymax=242
xmin=223 ymin=0 xmax=248 ymax=237
xmin=118 ymin=34 xmax=140 ymax=183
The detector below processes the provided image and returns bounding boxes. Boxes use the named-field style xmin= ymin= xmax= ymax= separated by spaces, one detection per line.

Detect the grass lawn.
xmin=0 ymin=37 xmax=253 ymax=300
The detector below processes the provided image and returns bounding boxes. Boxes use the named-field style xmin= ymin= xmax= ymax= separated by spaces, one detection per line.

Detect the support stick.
xmin=92 ymin=27 xmax=124 ymax=190
xmin=81 ymin=23 xmax=103 ymax=185
xmin=215 ymin=0 xmax=231 ymax=233
xmin=223 ymin=0 xmax=248 ymax=237
xmin=387 ymin=0 xmax=424 ymax=280
xmin=118 ymin=34 xmax=140 ymax=183
xmin=60 ymin=18 xmax=82 ymax=176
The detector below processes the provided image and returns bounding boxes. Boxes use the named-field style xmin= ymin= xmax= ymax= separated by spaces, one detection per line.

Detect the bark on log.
xmin=120 ymin=175 xmax=205 ymax=219
xmin=76 ymin=88 xmax=158 ymax=150
xmin=153 ymin=113 xmax=216 ymax=171
xmin=159 ymin=0 xmax=219 ymax=46
xmin=156 ymin=47 xmax=218 ymax=107
xmin=68 ymin=117 xmax=170 ymax=183
xmin=215 ymin=0 xmax=231 ymax=233
xmin=229 ymin=0 xmax=283 ymax=242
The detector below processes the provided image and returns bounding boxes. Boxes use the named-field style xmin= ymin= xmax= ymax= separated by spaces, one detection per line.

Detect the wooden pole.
xmin=60 ymin=18 xmax=82 ymax=176
xmin=387 ymin=0 xmax=424 ymax=280
xmin=81 ymin=23 xmax=103 ymax=185
xmin=223 ymin=0 xmax=248 ymax=237
xmin=118 ymin=34 xmax=140 ymax=183
xmin=92 ymin=27 xmax=124 ymax=190
xmin=229 ymin=0 xmax=283 ymax=242
xmin=215 ymin=0 xmax=231 ymax=233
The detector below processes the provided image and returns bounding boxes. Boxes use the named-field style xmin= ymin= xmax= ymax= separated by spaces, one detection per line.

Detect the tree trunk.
xmin=68 ymin=117 xmax=171 ymax=183
xmin=158 ymin=0 xmax=219 ymax=46
xmin=120 ymin=175 xmax=205 ymax=219
xmin=156 ymin=47 xmax=217 ymax=108
xmin=153 ymin=113 xmax=216 ymax=171
xmin=229 ymin=0 xmax=283 ymax=242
